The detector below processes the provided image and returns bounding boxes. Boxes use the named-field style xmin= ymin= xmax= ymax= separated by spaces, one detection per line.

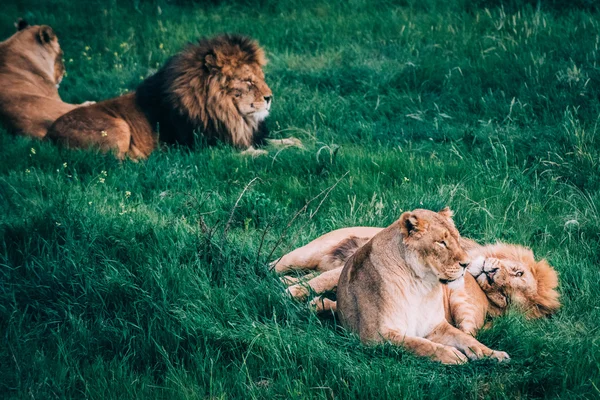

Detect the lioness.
xmin=333 ymin=208 xmax=509 ymax=364
xmin=0 ymin=19 xmax=93 ymax=138
xmin=273 ymin=225 xmax=560 ymax=336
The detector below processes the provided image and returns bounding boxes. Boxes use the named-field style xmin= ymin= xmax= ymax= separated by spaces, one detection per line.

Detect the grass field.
xmin=1 ymin=0 xmax=600 ymax=398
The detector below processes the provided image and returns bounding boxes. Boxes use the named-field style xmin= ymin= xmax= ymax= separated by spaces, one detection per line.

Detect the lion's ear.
xmin=37 ymin=26 xmax=56 ymax=45
xmin=204 ymin=53 xmax=220 ymax=71
xmin=438 ymin=207 xmax=454 ymax=219
xmin=399 ymin=212 xmax=427 ymax=238
xmin=15 ymin=18 xmax=29 ymax=31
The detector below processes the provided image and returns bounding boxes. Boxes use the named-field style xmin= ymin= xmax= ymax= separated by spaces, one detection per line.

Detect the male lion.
xmin=333 ymin=208 xmax=509 ymax=364
xmin=272 ymin=223 xmax=560 ymax=336
xmin=0 ymin=19 xmax=93 ymax=138
xmin=48 ymin=34 xmax=299 ymax=159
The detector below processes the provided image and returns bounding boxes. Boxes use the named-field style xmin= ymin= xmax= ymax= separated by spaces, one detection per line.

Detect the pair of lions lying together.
xmin=0 ymin=20 xmax=298 ymax=158
xmin=272 ymin=208 xmax=560 ymax=364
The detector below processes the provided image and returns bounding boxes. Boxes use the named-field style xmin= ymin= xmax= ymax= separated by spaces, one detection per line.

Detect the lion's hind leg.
xmin=270 ymin=239 xmax=333 ymax=274
xmin=48 ymin=108 xmax=132 ymax=160
xmin=286 ymin=267 xmax=343 ymax=301
xmin=271 ymin=234 xmax=369 ymax=274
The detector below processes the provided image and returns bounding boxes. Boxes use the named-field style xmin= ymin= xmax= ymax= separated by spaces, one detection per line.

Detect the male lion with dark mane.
xmin=48 ymin=34 xmax=299 ymax=159
xmin=0 ymin=19 xmax=93 ymax=138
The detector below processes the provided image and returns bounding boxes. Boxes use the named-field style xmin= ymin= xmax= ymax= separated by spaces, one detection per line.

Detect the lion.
xmin=333 ymin=208 xmax=509 ymax=364
xmin=0 ymin=19 xmax=94 ymax=138
xmin=272 ymin=225 xmax=560 ymax=336
xmin=47 ymin=34 xmax=300 ymax=160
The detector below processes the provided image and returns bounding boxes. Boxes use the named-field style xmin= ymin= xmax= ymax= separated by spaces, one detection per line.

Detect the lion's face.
xmin=400 ymin=208 xmax=470 ymax=283
xmin=468 ymin=244 xmax=560 ymax=318
xmin=165 ymin=35 xmax=273 ymax=148
xmin=227 ymin=66 xmax=272 ymax=123
xmin=14 ymin=20 xmax=65 ymax=86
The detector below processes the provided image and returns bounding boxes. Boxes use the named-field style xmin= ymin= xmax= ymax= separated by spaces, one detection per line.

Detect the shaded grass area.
xmin=1 ymin=0 xmax=600 ymax=398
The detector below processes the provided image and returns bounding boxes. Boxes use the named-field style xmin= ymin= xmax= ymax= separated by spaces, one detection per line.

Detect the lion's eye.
xmin=515 ymin=271 xmax=523 ymax=277
xmin=436 ymin=241 xmax=447 ymax=248
xmin=234 ymin=92 xmax=241 ymax=98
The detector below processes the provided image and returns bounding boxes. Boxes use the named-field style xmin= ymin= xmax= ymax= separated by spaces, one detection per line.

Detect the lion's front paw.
xmin=280 ymin=276 xmax=300 ymax=286
xmin=241 ymin=147 xmax=268 ymax=157
xmin=267 ymin=137 xmax=304 ymax=149
xmin=286 ymin=284 xmax=309 ymax=301
xmin=310 ymin=297 xmax=337 ymax=313
xmin=434 ymin=346 xmax=468 ymax=365
xmin=463 ymin=345 xmax=510 ymax=362
xmin=283 ymin=137 xmax=303 ymax=148
xmin=489 ymin=350 xmax=510 ymax=362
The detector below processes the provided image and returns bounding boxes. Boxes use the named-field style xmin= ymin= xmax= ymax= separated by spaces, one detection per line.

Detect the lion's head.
xmin=9 ymin=19 xmax=65 ymax=87
xmin=468 ymin=243 xmax=560 ymax=318
xmin=399 ymin=208 xmax=470 ymax=284
xmin=139 ymin=34 xmax=272 ymax=149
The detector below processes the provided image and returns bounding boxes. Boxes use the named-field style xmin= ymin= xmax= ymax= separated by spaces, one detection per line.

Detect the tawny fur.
xmin=48 ymin=34 xmax=284 ymax=160
xmin=275 ymin=226 xmax=560 ymax=336
xmin=332 ymin=209 xmax=509 ymax=364
xmin=0 ymin=20 xmax=93 ymax=138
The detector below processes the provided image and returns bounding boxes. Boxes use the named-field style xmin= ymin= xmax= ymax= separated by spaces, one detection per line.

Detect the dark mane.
xmin=134 ymin=34 xmax=268 ymax=148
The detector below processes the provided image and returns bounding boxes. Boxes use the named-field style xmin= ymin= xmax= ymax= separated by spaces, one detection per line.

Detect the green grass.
xmin=1 ymin=0 xmax=600 ymax=398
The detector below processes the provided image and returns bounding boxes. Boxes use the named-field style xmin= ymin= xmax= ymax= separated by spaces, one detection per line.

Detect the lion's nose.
xmin=264 ymin=95 xmax=272 ymax=104
xmin=459 ymin=261 xmax=470 ymax=269
xmin=486 ymin=268 xmax=499 ymax=278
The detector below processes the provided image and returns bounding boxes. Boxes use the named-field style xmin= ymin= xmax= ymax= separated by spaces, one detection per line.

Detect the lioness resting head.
xmin=334 ymin=208 xmax=508 ymax=364
xmin=48 ymin=34 xmax=300 ymax=160
xmin=0 ymin=19 xmax=93 ymax=138
xmin=273 ymin=225 xmax=560 ymax=336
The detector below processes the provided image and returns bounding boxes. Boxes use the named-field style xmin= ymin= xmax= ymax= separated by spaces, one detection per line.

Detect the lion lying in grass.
xmin=0 ymin=19 xmax=93 ymax=138
xmin=48 ymin=34 xmax=300 ymax=159
xmin=301 ymin=208 xmax=510 ymax=364
xmin=273 ymin=215 xmax=560 ymax=337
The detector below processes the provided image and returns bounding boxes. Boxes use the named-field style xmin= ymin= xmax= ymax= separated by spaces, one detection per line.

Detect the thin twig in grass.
xmin=267 ymin=171 xmax=349 ymax=270
xmin=182 ymin=191 xmax=213 ymax=234
xmin=255 ymin=218 xmax=274 ymax=268
xmin=161 ymin=190 xmax=214 ymax=234
xmin=221 ymin=177 xmax=260 ymax=246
